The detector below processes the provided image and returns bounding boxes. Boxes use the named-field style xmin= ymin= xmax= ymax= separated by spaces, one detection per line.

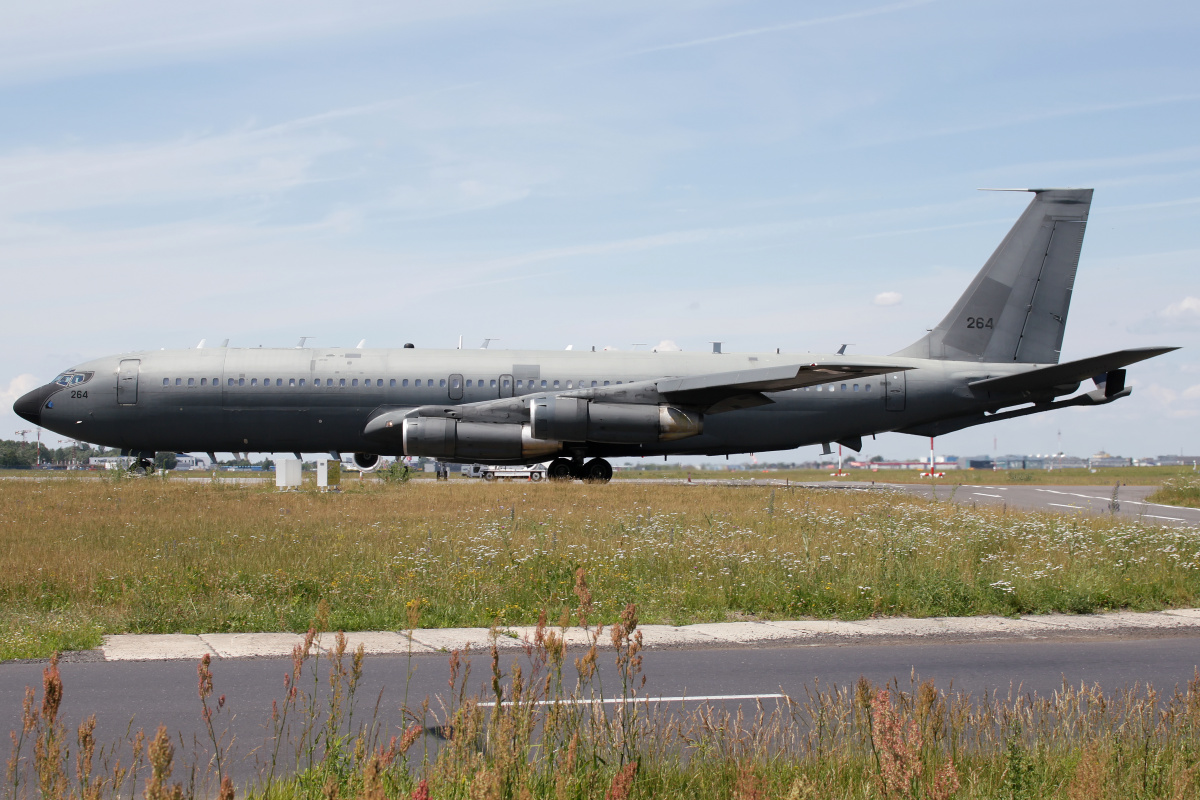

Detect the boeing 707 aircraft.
xmin=13 ymin=189 xmax=1177 ymax=481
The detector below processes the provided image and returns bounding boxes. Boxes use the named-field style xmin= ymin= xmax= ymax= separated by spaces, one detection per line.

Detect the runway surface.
xmin=3 ymin=632 xmax=1198 ymax=786
xmin=892 ymin=483 xmax=1200 ymax=527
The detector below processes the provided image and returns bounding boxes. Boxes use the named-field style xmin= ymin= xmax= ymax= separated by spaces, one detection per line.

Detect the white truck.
xmin=465 ymin=463 xmax=548 ymax=481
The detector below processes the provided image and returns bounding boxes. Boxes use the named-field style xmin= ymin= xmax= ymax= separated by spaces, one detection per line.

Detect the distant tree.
xmin=870 ymin=455 xmax=885 ymax=463
xmin=154 ymin=452 xmax=178 ymax=470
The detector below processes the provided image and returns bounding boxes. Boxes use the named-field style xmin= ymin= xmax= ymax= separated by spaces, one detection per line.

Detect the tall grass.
xmin=2 ymin=479 xmax=1200 ymax=660
xmin=1149 ymin=474 xmax=1200 ymax=509
xmin=6 ymin=606 xmax=1200 ymax=799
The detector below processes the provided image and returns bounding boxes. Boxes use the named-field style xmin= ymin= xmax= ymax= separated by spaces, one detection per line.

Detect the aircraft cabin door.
xmin=499 ymin=374 xmax=514 ymax=398
xmin=117 ymin=359 xmax=140 ymax=405
xmin=884 ymin=372 xmax=905 ymax=412
xmin=448 ymin=374 xmax=463 ymax=401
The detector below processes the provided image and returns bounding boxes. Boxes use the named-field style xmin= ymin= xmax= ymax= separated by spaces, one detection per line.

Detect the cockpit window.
xmin=52 ymin=371 xmax=93 ymax=387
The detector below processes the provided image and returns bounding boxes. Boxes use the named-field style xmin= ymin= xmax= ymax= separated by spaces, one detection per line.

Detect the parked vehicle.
xmin=465 ymin=463 xmax=547 ymax=481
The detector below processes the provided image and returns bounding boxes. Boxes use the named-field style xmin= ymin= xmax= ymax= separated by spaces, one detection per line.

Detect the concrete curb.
xmin=99 ymin=609 xmax=1200 ymax=661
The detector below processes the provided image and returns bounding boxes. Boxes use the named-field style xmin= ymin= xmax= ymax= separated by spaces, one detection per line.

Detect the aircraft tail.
xmin=894 ymin=188 xmax=1092 ymax=364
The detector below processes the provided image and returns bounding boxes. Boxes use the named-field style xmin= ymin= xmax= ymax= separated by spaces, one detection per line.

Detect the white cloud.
xmin=653 ymin=340 xmax=681 ymax=352
xmin=1161 ymin=296 xmax=1200 ymax=319
xmin=873 ymin=291 xmax=902 ymax=306
xmin=0 ymin=374 xmax=39 ymax=408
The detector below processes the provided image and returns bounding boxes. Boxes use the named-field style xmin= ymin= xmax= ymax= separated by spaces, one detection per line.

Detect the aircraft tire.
xmin=583 ymin=458 xmax=613 ymax=483
xmin=483 ymin=471 xmax=496 ymax=481
xmin=531 ymin=472 xmax=543 ymax=482
xmin=547 ymin=458 xmax=574 ymax=481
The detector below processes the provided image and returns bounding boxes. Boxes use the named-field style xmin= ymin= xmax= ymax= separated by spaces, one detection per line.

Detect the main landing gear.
xmin=128 ymin=457 xmax=154 ymax=475
xmin=547 ymin=457 xmax=613 ymax=483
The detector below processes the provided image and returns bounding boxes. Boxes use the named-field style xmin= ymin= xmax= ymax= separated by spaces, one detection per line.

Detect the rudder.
xmin=895 ymin=188 xmax=1092 ymax=364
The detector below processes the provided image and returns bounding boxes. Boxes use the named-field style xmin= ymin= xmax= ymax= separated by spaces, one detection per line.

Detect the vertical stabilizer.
xmin=894 ymin=188 xmax=1092 ymax=364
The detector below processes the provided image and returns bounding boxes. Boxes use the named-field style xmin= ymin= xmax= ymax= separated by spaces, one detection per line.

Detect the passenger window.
xmin=553 ymin=380 xmax=560 ymax=388
xmin=352 ymin=379 xmax=358 ymax=386
xmin=390 ymin=379 xmax=396 ymax=387
xmin=841 ymin=384 xmax=847 ymax=391
xmin=466 ymin=380 xmax=473 ymax=387
xmin=188 ymin=378 xmax=195 ymax=386
xmin=490 ymin=379 xmax=497 ymax=387
xmin=212 ymin=378 xmax=218 ymax=385
xmin=402 ymin=379 xmax=409 ymax=387
xmin=853 ymin=384 xmax=859 ymax=392
xmin=603 ymin=381 xmax=610 ymax=386
xmin=566 ymin=381 xmax=573 ymax=388
xmin=339 ymin=379 xmax=346 ymax=387
xmin=299 ymin=379 xmax=305 ymax=386
xmin=516 ymin=379 xmax=522 ymax=388
xmin=541 ymin=380 xmax=547 ymax=388
xmin=289 ymin=378 xmax=296 ymax=386
xmin=238 ymin=378 xmax=245 ymax=386
xmin=591 ymin=381 xmax=597 ymax=387
xmin=377 ymin=379 xmax=383 ymax=387
xmin=200 ymin=378 xmax=207 ymax=386
xmin=228 ymin=378 xmax=234 ymax=386
xmin=865 ymin=384 xmax=872 ymax=392
xmin=440 ymin=379 xmax=446 ymax=388
xmin=451 ymin=376 xmax=462 ymax=388
xmin=251 ymin=379 xmax=258 ymax=386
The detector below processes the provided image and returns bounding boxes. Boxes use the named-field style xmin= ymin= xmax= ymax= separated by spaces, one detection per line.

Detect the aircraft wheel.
xmin=530 ymin=472 xmax=543 ymax=482
xmin=583 ymin=458 xmax=613 ymax=483
xmin=547 ymin=458 xmax=574 ymax=481
xmin=483 ymin=471 xmax=496 ymax=481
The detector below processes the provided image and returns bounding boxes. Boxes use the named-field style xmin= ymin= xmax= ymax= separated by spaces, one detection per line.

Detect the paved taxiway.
xmin=641 ymin=478 xmax=1199 ymax=527
xmin=4 ymin=632 xmax=1199 ymax=786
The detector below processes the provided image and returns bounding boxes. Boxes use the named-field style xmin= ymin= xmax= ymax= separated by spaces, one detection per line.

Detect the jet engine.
xmin=529 ymin=398 xmax=702 ymax=443
xmin=352 ymin=452 xmax=381 ymax=472
xmin=401 ymin=418 xmax=562 ymax=461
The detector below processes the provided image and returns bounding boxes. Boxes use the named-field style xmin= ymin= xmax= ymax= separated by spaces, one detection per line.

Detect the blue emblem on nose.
xmin=46 ymin=401 xmax=53 ymax=409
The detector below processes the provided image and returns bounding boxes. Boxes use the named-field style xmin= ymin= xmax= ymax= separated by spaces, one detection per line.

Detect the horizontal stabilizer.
xmin=969 ymin=347 xmax=1177 ymax=394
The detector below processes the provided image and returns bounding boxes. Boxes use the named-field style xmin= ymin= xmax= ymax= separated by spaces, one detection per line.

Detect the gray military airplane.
xmin=13 ymin=189 xmax=1177 ymax=482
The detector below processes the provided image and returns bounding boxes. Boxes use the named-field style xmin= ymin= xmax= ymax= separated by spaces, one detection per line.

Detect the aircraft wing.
xmin=968 ymin=347 xmax=1178 ymax=394
xmin=385 ymin=359 xmax=912 ymax=429
xmin=577 ymin=360 xmax=910 ymax=413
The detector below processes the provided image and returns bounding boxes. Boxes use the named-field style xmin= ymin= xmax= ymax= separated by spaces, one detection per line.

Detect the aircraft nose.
xmin=13 ymin=384 xmax=58 ymax=425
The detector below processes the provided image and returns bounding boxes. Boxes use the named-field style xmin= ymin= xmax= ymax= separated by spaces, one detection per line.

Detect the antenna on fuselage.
xmin=196 ymin=339 xmax=206 ymax=349
xmin=355 ymin=339 xmax=366 ymax=349
xmin=837 ymin=343 xmax=855 ymax=355
xmin=480 ymin=339 xmax=498 ymax=349
xmin=296 ymin=337 xmax=311 ymax=348
xmin=457 ymin=335 xmax=462 ymax=350
xmin=221 ymin=339 xmax=230 ymax=348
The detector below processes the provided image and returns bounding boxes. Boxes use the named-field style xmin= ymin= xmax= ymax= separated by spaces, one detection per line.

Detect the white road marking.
xmin=1048 ymin=503 xmax=1083 ymax=509
xmin=1142 ymin=514 xmax=1186 ymax=521
xmin=974 ymin=493 xmax=1003 ymax=498
xmin=479 ymin=693 xmax=786 ymax=707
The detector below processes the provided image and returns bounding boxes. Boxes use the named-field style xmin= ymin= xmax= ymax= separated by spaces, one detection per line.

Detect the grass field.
xmin=2 ymin=475 xmax=1199 ymax=661
xmin=615 ymin=465 xmax=1193 ymax=486
xmin=1148 ymin=474 xmax=1200 ymax=509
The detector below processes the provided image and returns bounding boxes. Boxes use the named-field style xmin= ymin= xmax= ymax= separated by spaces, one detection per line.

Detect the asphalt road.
xmin=888 ymin=483 xmax=1200 ymax=527
xmin=4 ymin=634 xmax=1199 ymax=786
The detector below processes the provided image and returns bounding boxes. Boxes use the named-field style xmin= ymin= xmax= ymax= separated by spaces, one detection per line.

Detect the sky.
xmin=1 ymin=0 xmax=1198 ymax=462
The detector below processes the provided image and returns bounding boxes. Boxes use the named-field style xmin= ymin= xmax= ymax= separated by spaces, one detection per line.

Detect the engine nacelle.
xmin=401 ymin=418 xmax=562 ymax=461
xmin=529 ymin=398 xmax=702 ymax=444
xmin=352 ymin=452 xmax=381 ymax=472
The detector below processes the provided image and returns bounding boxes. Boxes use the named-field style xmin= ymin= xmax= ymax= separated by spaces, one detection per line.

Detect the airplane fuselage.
xmin=22 ymin=345 xmax=1033 ymax=461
